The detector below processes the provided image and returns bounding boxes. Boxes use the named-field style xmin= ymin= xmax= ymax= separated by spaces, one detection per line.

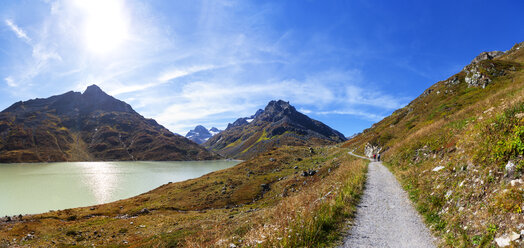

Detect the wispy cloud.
xmin=3 ymin=18 xmax=62 ymax=89
xmin=5 ymin=19 xmax=30 ymax=42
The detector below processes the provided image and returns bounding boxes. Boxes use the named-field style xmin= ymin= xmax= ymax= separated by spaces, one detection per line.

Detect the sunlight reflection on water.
xmin=78 ymin=162 xmax=120 ymax=204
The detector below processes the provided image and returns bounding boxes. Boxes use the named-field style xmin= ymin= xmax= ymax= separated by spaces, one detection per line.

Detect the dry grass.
xmin=0 ymin=146 xmax=367 ymax=247
xmin=343 ymin=47 xmax=524 ymax=247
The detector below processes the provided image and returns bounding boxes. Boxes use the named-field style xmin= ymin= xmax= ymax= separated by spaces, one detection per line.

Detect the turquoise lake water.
xmin=0 ymin=160 xmax=240 ymax=216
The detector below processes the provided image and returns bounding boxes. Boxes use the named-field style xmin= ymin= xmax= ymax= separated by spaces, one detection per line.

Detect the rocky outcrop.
xmin=470 ymin=51 xmax=504 ymax=64
xmin=461 ymin=50 xmax=518 ymax=88
xmin=464 ymin=64 xmax=493 ymax=88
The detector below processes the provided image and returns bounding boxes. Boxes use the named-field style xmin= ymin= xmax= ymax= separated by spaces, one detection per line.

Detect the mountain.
xmin=0 ymin=85 xmax=218 ymax=162
xmin=343 ymin=41 xmax=524 ymax=246
xmin=209 ymin=127 xmax=221 ymax=136
xmin=185 ymin=125 xmax=222 ymax=144
xmin=204 ymin=100 xmax=346 ymax=159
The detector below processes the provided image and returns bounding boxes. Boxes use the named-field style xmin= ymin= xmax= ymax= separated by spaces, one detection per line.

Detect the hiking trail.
xmin=339 ymin=152 xmax=436 ymax=248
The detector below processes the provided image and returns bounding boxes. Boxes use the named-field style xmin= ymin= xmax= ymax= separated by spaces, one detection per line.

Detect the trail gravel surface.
xmin=340 ymin=153 xmax=436 ymax=248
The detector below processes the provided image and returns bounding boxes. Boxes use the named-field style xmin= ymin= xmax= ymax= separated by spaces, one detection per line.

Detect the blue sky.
xmin=1 ymin=0 xmax=523 ymax=136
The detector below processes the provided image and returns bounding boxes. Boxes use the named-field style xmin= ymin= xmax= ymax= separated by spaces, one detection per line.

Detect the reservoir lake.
xmin=0 ymin=160 xmax=240 ymax=216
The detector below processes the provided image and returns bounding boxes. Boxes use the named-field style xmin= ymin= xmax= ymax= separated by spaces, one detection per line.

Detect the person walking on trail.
xmin=373 ymin=154 xmax=376 ymax=161
xmin=377 ymin=153 xmax=381 ymax=161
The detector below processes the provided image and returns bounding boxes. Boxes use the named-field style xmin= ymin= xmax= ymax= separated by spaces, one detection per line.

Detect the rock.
xmin=465 ymin=64 xmax=492 ymax=88
xmin=301 ymin=170 xmax=317 ymax=177
xmin=294 ymin=166 xmax=299 ymax=169
xmin=505 ymin=161 xmax=516 ymax=178
xmin=269 ymin=158 xmax=276 ymax=162
xmin=471 ymin=51 xmax=504 ymax=64
xmin=495 ymin=232 xmax=520 ymax=247
xmin=139 ymin=208 xmax=150 ymax=215
xmin=22 ymin=233 xmax=35 ymax=241
xmin=510 ymin=179 xmax=523 ymax=186
xmin=260 ymin=184 xmax=270 ymax=192
xmin=432 ymin=166 xmax=445 ymax=172
xmin=444 ymin=76 xmax=460 ymax=86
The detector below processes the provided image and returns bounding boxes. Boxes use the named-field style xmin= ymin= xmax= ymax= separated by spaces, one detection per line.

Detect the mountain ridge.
xmin=205 ymin=100 xmax=346 ymax=159
xmin=0 ymin=85 xmax=218 ymax=162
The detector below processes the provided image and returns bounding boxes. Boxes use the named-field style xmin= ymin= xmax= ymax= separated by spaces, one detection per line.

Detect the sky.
xmin=1 ymin=0 xmax=523 ymax=136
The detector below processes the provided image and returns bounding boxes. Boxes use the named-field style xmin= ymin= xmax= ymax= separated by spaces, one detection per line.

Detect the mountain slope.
xmin=0 ymin=85 xmax=217 ymax=162
xmin=343 ymin=42 xmax=524 ymax=247
xmin=205 ymin=100 xmax=346 ymax=159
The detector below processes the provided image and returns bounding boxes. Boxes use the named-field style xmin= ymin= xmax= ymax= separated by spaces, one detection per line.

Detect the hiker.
xmin=373 ymin=154 xmax=376 ymax=161
xmin=377 ymin=153 xmax=381 ymax=161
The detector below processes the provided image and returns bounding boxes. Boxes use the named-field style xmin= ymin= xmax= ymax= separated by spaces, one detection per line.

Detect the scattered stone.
xmin=229 ymin=243 xmax=237 ymax=248
xmin=294 ymin=166 xmax=299 ymax=169
xmin=139 ymin=208 xmax=150 ymax=215
xmin=432 ymin=166 xmax=445 ymax=172
xmin=444 ymin=76 xmax=460 ymax=86
xmin=505 ymin=161 xmax=516 ymax=178
xmin=494 ymin=232 xmax=520 ymax=247
xmin=269 ymin=158 xmax=276 ymax=162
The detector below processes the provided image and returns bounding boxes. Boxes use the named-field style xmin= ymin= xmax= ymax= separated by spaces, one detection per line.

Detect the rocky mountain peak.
xmin=83 ymin=84 xmax=105 ymax=96
xmin=264 ymin=100 xmax=294 ymax=113
xmin=257 ymin=100 xmax=300 ymax=123
xmin=194 ymin=125 xmax=209 ymax=133
xmin=79 ymin=85 xmax=134 ymax=113
xmin=209 ymin=127 xmax=220 ymax=132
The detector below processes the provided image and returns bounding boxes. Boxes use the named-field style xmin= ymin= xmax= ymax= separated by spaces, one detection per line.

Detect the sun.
xmin=74 ymin=0 xmax=129 ymax=55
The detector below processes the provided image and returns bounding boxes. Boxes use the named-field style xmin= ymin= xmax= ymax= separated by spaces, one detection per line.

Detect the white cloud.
xmin=4 ymin=77 xmax=17 ymax=87
xmin=5 ymin=19 xmax=30 ymax=42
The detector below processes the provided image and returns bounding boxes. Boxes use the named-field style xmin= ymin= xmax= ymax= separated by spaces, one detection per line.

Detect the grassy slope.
xmin=0 ymin=146 xmax=366 ymax=247
xmin=206 ymin=122 xmax=337 ymax=160
xmin=343 ymin=42 xmax=524 ymax=247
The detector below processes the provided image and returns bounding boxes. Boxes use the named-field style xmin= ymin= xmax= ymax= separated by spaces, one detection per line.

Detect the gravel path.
xmin=339 ymin=153 xmax=436 ymax=248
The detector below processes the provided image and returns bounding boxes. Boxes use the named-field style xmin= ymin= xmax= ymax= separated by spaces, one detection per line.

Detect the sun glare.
xmin=74 ymin=0 xmax=129 ymax=55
